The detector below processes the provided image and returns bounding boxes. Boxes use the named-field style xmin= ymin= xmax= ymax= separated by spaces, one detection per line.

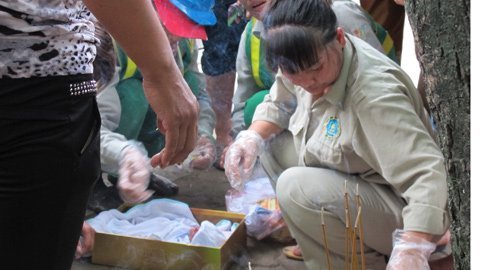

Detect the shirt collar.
xmin=253 ymin=19 xmax=265 ymax=39
xmin=321 ymin=35 xmax=353 ymax=109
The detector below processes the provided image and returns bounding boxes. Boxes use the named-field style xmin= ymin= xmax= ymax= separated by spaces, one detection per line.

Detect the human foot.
xmin=283 ymin=245 xmax=303 ymax=261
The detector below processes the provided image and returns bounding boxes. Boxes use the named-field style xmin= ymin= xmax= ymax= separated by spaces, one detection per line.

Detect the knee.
xmin=276 ymin=167 xmax=303 ymax=206
xmin=276 ymin=167 xmax=345 ymax=207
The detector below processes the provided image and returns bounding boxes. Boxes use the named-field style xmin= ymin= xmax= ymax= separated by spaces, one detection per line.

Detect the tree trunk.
xmin=405 ymin=1 xmax=470 ymax=269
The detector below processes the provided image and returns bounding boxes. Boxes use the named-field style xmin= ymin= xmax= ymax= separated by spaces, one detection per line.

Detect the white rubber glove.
xmin=190 ymin=135 xmax=216 ymax=170
xmin=224 ymin=130 xmax=265 ymax=191
xmin=117 ymin=142 xmax=154 ymax=204
xmin=386 ymin=229 xmax=436 ymax=270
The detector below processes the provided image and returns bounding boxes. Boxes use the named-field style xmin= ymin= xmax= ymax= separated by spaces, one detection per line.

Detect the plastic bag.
xmin=225 ymin=177 xmax=291 ymax=242
xmin=245 ymin=205 xmax=285 ymax=240
xmin=225 ymin=177 xmax=275 ymax=214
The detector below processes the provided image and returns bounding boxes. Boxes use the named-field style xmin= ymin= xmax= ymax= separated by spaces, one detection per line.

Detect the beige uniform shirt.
xmin=253 ymin=34 xmax=449 ymax=234
xmin=232 ymin=1 xmax=384 ymax=138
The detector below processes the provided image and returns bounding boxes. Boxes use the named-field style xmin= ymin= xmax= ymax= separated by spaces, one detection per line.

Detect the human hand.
xmin=393 ymin=0 xmax=405 ymax=6
xmin=118 ymin=142 xmax=154 ymax=204
xmin=386 ymin=229 xmax=437 ymax=270
xmin=216 ymin=139 xmax=234 ymax=169
xmin=75 ymin=222 xmax=95 ymax=259
xmin=224 ymin=130 xmax=265 ymax=190
xmin=228 ymin=2 xmax=245 ymax=25
xmin=143 ymin=73 xmax=199 ymax=169
xmin=190 ymin=135 xmax=216 ymax=170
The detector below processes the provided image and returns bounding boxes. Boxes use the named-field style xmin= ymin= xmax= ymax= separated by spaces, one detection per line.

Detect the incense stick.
xmin=321 ymin=207 xmax=332 ymax=270
xmin=355 ymin=184 xmax=366 ymax=270
xmin=344 ymin=180 xmax=351 ymax=270
xmin=351 ymin=206 xmax=363 ymax=270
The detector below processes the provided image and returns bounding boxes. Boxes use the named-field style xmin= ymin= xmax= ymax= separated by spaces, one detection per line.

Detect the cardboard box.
xmin=91 ymin=208 xmax=246 ymax=270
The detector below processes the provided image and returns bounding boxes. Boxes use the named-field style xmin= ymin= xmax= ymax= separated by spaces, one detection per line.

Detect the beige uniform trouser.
xmin=260 ymin=131 xmax=406 ymax=270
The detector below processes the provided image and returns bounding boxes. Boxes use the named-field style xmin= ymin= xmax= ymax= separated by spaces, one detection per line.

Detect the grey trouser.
xmin=260 ymin=131 xmax=405 ymax=270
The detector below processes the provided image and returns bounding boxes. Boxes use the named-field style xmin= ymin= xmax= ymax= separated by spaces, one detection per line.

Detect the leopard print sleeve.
xmin=0 ymin=0 xmax=98 ymax=78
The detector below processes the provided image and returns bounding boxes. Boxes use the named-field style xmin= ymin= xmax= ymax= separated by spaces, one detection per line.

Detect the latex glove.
xmin=118 ymin=142 xmax=154 ymax=204
xmin=386 ymin=229 xmax=436 ymax=270
xmin=216 ymin=139 xmax=233 ymax=169
xmin=224 ymin=130 xmax=265 ymax=191
xmin=190 ymin=135 xmax=216 ymax=170
xmin=75 ymin=222 xmax=95 ymax=259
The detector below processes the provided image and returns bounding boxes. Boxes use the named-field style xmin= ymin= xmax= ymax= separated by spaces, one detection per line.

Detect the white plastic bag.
xmin=225 ymin=177 xmax=275 ymax=214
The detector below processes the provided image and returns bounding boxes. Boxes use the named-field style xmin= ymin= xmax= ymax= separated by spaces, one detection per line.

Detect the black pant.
xmin=0 ymin=75 xmax=100 ymax=270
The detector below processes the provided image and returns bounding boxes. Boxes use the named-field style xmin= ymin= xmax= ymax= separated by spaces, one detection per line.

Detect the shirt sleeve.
xmin=96 ymin=73 xmax=129 ymax=175
xmin=333 ymin=0 xmax=384 ymax=54
xmin=351 ymin=76 xmax=449 ymax=235
xmin=231 ymin=29 xmax=263 ymax=138
xmin=253 ymin=73 xmax=297 ymax=129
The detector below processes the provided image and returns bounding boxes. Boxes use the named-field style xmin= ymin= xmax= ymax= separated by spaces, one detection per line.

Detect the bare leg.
xmin=205 ymin=71 xmax=235 ymax=166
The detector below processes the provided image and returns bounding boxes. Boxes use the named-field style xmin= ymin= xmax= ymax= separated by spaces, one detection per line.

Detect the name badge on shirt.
xmin=324 ymin=117 xmax=341 ymax=139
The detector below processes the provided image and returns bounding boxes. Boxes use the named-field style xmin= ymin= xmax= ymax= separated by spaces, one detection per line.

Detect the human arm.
xmin=386 ymin=230 xmax=438 ymax=270
xmin=332 ymin=1 xmax=384 ymax=54
xmin=352 ymin=73 xmax=449 ymax=265
xmin=117 ymin=141 xmax=154 ymax=204
xmin=97 ymin=75 xmax=154 ymax=203
xmin=83 ymin=0 xmax=199 ymax=168
xmin=75 ymin=222 xmax=96 ymax=259
xmin=353 ymin=81 xmax=448 ymax=234
xmin=387 ymin=229 xmax=453 ymax=270
xmin=231 ymin=28 xmax=264 ymax=138
xmin=220 ymin=28 xmax=263 ymax=168
xmin=224 ymin=121 xmax=283 ymax=190
xmin=225 ymin=74 xmax=295 ymax=190
xmin=96 ymin=74 xmax=130 ymax=174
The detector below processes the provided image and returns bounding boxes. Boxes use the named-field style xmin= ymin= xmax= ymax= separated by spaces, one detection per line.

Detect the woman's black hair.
xmin=263 ymin=0 xmax=338 ymax=74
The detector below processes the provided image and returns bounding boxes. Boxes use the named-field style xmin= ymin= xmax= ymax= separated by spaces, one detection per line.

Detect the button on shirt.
xmin=253 ymin=34 xmax=448 ymax=234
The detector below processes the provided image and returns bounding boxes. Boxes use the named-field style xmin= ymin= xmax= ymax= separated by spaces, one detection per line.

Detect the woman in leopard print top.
xmin=0 ymin=1 xmax=199 ymax=269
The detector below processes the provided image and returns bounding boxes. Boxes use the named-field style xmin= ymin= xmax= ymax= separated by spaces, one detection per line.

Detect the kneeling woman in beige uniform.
xmin=224 ymin=0 xmax=450 ymax=269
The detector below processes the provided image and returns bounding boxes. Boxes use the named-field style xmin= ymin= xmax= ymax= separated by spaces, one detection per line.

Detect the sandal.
xmin=283 ymin=245 xmax=304 ymax=261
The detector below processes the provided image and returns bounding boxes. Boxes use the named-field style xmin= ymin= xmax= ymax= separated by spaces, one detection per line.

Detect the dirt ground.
xmin=72 ymin=167 xmax=307 ymax=270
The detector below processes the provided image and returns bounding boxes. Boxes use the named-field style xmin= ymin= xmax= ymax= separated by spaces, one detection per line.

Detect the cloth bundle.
xmin=88 ymin=198 xmax=236 ymax=247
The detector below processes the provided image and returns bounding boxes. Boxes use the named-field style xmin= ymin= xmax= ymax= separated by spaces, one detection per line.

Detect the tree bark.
xmin=405 ymin=1 xmax=470 ymax=269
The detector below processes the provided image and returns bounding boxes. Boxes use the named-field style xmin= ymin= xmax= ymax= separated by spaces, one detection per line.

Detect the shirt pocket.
xmin=305 ymin=133 xmax=344 ymax=169
xmin=287 ymin=108 xmax=306 ymax=142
